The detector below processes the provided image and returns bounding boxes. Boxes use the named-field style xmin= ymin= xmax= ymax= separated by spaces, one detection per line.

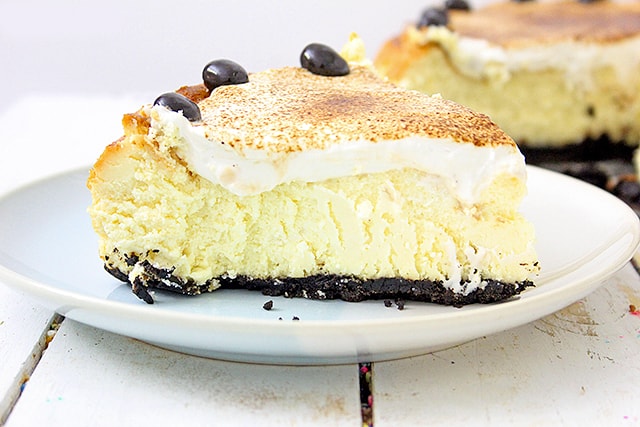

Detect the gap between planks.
xmin=0 ymin=314 xmax=64 ymax=426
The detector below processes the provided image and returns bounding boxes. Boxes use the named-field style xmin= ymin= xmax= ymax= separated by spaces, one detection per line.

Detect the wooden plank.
xmin=0 ymin=286 xmax=58 ymax=424
xmin=5 ymin=320 xmax=362 ymax=427
xmin=372 ymin=263 xmax=640 ymax=426
xmin=0 ymin=98 xmax=124 ymax=424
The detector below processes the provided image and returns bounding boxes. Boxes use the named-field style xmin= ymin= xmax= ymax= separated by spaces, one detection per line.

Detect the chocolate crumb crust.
xmin=104 ymin=260 xmax=533 ymax=307
xmin=520 ymin=135 xmax=636 ymax=164
xmin=521 ymin=136 xmax=640 ymax=215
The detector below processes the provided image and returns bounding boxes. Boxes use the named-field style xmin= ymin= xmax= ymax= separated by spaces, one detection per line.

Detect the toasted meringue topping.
xmin=148 ymin=64 xmax=525 ymax=203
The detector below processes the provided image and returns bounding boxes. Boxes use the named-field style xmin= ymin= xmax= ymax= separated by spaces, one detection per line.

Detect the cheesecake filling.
xmin=148 ymin=105 xmax=527 ymax=207
xmin=115 ymin=104 xmax=538 ymax=297
xmin=410 ymin=26 xmax=640 ymax=90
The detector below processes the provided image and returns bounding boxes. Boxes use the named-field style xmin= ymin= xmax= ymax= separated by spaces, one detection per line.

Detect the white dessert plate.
xmin=0 ymin=166 xmax=638 ymax=365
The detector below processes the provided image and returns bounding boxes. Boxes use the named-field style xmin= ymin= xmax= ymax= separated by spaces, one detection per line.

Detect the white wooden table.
xmin=1 ymin=98 xmax=640 ymax=426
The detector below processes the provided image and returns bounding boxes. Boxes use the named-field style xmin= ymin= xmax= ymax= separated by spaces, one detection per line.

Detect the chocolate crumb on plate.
xmin=131 ymin=279 xmax=154 ymax=304
xmin=262 ymin=300 xmax=274 ymax=311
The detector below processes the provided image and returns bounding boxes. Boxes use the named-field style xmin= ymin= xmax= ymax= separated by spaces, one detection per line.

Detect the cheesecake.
xmin=87 ymin=42 xmax=539 ymax=306
xmin=374 ymin=0 xmax=640 ymax=149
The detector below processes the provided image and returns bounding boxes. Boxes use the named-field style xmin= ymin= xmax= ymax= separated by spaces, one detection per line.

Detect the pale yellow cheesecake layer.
xmin=88 ymin=125 xmax=537 ymax=293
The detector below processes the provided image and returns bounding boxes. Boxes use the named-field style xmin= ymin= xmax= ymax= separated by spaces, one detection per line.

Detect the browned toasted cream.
xmin=136 ymin=64 xmax=525 ymax=200
xmin=172 ymin=65 xmax=515 ymax=153
xmin=451 ymin=1 xmax=640 ymax=48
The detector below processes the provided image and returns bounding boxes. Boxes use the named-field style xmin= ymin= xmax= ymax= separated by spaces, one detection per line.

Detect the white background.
xmin=0 ymin=0 xmax=498 ymax=113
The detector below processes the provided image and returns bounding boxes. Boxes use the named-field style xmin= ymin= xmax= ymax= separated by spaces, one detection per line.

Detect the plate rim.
xmin=0 ymin=165 xmax=638 ymax=361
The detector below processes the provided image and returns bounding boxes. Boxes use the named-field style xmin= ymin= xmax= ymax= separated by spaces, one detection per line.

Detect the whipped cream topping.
xmin=149 ymin=106 xmax=526 ymax=206
xmin=411 ymin=26 xmax=640 ymax=90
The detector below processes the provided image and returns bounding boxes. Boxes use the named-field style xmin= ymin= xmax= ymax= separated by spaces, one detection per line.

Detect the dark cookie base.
xmin=521 ymin=136 xmax=640 ymax=215
xmin=223 ymin=275 xmax=532 ymax=307
xmin=105 ymin=262 xmax=533 ymax=308
xmin=520 ymin=135 xmax=635 ymax=165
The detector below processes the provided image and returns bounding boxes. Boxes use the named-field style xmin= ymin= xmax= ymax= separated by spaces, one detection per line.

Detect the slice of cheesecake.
xmin=87 ymin=45 xmax=539 ymax=306
xmin=375 ymin=0 xmax=640 ymax=149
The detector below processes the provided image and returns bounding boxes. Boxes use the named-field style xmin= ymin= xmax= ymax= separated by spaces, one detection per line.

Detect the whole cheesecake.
xmin=375 ymin=0 xmax=640 ymax=149
xmin=87 ymin=42 xmax=539 ymax=306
